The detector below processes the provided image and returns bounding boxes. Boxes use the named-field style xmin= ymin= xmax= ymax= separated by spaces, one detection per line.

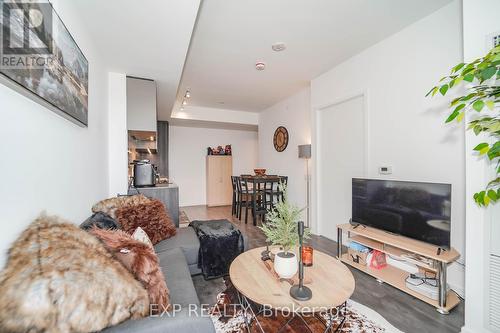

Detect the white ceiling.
xmin=177 ymin=0 xmax=453 ymax=113
xmin=69 ymin=0 xmax=201 ymax=120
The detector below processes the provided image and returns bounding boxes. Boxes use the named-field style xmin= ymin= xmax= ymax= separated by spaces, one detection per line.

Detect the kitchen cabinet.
xmin=127 ymin=77 xmax=157 ymax=131
xmin=206 ymin=156 xmax=232 ymax=207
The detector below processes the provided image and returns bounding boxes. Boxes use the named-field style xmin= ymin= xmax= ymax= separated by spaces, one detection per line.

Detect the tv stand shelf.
xmin=337 ymin=223 xmax=461 ymax=314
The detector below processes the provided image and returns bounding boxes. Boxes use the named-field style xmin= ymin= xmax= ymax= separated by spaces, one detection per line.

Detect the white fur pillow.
xmin=132 ymin=227 xmax=154 ymax=248
xmin=0 ymin=214 xmax=149 ymax=333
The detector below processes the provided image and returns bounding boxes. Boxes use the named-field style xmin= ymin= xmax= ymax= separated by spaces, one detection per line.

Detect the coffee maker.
xmin=132 ymin=160 xmax=157 ymax=187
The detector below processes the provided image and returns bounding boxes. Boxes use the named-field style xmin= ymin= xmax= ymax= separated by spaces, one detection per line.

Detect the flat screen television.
xmin=352 ymin=178 xmax=451 ymax=248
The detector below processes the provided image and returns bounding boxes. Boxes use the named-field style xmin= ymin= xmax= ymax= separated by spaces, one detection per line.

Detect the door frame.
xmin=310 ymin=90 xmax=370 ymax=237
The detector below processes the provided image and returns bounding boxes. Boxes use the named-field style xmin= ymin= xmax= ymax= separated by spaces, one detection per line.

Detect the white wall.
xmin=0 ymin=0 xmax=109 ymax=268
xmin=108 ymin=73 xmax=128 ymax=196
xmin=169 ymin=126 xmax=258 ymax=206
xmin=310 ymin=1 xmax=465 ymax=294
xmin=258 ymin=87 xmax=311 ymax=216
xmin=461 ymin=1 xmax=500 ymax=332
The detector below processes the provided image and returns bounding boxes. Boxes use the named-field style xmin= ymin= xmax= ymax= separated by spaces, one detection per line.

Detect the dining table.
xmin=237 ymin=174 xmax=287 ymax=225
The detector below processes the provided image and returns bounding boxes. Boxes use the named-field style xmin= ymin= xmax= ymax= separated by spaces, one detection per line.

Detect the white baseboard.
xmin=461 ymin=325 xmax=494 ymax=333
xmin=449 ymin=282 xmax=465 ymax=299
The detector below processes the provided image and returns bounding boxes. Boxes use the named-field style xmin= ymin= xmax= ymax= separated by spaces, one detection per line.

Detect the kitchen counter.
xmin=129 ymin=182 xmax=178 ymax=189
xmin=128 ymin=183 xmax=179 ymax=227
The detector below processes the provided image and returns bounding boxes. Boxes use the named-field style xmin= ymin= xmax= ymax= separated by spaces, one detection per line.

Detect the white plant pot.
xmin=274 ymin=251 xmax=298 ymax=279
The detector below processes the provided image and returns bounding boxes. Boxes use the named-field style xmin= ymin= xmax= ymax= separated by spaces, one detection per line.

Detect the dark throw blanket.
xmin=189 ymin=219 xmax=244 ymax=280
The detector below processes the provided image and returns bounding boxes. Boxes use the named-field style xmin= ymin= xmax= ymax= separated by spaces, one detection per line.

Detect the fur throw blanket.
xmin=0 ymin=214 xmax=149 ymax=333
xmin=189 ymin=220 xmax=244 ymax=279
xmin=90 ymin=227 xmax=170 ymax=314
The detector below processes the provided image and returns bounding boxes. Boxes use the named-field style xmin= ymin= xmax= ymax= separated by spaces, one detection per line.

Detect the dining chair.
xmin=238 ymin=177 xmax=254 ymax=224
xmin=231 ymin=176 xmax=238 ymax=217
xmin=235 ymin=176 xmax=246 ymax=219
xmin=277 ymin=175 xmax=289 ymax=201
xmin=250 ymin=178 xmax=268 ymax=226
xmin=263 ymin=175 xmax=283 ymax=208
xmin=263 ymin=177 xmax=279 ymax=210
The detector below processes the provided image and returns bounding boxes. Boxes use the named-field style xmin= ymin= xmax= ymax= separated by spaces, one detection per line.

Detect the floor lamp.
xmin=298 ymin=144 xmax=311 ymax=228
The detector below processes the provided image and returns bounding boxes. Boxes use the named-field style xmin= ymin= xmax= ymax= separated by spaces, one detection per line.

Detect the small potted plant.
xmin=259 ymin=183 xmax=311 ymax=279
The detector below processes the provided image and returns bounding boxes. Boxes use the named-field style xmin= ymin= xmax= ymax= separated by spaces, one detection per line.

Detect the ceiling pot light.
xmin=255 ymin=62 xmax=266 ymax=71
xmin=182 ymin=99 xmax=187 ymax=105
xmin=185 ymin=90 xmax=191 ymax=98
xmin=272 ymin=42 xmax=286 ymax=52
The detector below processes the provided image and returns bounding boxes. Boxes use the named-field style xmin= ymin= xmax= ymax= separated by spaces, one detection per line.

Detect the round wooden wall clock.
xmin=273 ymin=126 xmax=289 ymax=152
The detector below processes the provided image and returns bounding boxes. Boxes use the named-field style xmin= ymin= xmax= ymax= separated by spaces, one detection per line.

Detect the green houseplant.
xmin=427 ymin=45 xmax=500 ymax=206
xmin=259 ymin=183 xmax=311 ymax=278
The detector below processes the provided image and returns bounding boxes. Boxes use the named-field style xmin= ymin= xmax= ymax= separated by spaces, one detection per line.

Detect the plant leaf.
xmin=473 ymin=142 xmax=489 ymax=155
xmin=482 ymin=66 xmax=497 ymax=80
xmin=452 ymin=63 xmax=466 ymax=73
xmin=456 ymin=112 xmax=465 ymax=122
xmin=439 ymin=84 xmax=449 ymax=96
xmin=463 ymin=73 xmax=475 ymax=82
xmin=425 ymin=86 xmax=438 ymax=97
xmin=445 ymin=110 xmax=460 ymax=123
xmin=475 ymin=191 xmax=486 ymax=206
xmin=473 ymin=125 xmax=482 ymax=135
xmin=472 ymin=100 xmax=485 ymax=112
xmin=488 ymin=177 xmax=500 ymax=187
xmin=461 ymin=92 xmax=477 ymax=101
xmin=454 ymin=103 xmax=466 ymax=113
xmin=485 ymin=100 xmax=495 ymax=110
xmin=487 ymin=190 xmax=498 ymax=202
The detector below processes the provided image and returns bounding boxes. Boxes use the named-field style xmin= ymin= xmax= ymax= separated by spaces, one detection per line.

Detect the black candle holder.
xmin=290 ymin=221 xmax=312 ymax=301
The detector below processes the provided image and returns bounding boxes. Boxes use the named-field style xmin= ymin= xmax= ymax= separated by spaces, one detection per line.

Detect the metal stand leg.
xmin=436 ymin=261 xmax=449 ymax=315
xmin=236 ymin=289 xmax=348 ymax=333
xmin=337 ymin=228 xmax=343 ymax=259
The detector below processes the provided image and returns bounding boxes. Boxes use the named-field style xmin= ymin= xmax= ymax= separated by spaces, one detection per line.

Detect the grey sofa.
xmin=103 ymin=227 xmax=216 ymax=333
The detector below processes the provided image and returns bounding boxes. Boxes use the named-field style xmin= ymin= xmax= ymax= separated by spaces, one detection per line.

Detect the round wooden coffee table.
xmin=229 ymin=247 xmax=355 ymax=332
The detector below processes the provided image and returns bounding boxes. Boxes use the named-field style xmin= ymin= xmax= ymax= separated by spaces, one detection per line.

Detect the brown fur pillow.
xmin=90 ymin=227 xmax=170 ymax=314
xmin=115 ymin=199 xmax=176 ymax=244
xmin=92 ymin=194 xmax=151 ymax=219
xmin=0 ymin=214 xmax=149 ymax=333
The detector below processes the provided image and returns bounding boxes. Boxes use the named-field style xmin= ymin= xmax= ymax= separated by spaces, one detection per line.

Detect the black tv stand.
xmin=337 ymin=223 xmax=461 ymax=314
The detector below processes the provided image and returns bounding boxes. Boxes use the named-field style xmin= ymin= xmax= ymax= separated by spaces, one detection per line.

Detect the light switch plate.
xmin=379 ymin=166 xmax=392 ymax=175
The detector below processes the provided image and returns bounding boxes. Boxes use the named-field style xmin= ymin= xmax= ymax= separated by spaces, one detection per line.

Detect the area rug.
xmin=210 ymin=280 xmax=404 ymax=333
xmin=179 ymin=210 xmax=190 ymax=228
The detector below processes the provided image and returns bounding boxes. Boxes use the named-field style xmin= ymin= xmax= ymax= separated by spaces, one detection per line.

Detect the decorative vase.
xmin=274 ymin=251 xmax=298 ymax=279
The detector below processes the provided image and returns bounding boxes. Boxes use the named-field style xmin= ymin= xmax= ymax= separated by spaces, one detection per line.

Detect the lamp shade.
xmin=298 ymin=144 xmax=311 ymax=159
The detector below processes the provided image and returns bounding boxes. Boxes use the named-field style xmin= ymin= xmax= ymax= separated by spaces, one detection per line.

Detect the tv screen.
xmin=352 ymin=178 xmax=451 ymax=248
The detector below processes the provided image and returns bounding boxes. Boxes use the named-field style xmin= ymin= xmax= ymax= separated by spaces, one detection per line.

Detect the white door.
xmin=317 ymin=95 xmax=366 ymax=240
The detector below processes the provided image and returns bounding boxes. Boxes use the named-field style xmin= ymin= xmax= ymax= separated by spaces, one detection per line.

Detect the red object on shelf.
xmin=302 ymin=246 xmax=313 ymax=267
xmin=369 ymin=250 xmax=387 ymax=270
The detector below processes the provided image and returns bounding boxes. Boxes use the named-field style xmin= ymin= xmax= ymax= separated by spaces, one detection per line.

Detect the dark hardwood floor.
xmin=183 ymin=205 xmax=465 ymax=333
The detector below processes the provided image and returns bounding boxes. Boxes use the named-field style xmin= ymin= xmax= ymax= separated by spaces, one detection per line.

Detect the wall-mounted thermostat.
xmin=379 ymin=166 xmax=392 ymax=175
